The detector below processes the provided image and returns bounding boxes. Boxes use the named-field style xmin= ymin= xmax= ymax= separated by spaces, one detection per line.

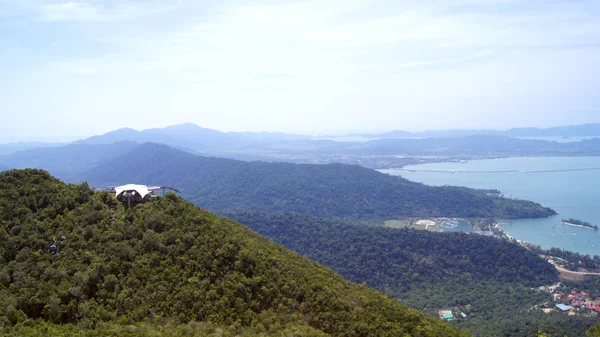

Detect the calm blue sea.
xmin=380 ymin=157 xmax=600 ymax=257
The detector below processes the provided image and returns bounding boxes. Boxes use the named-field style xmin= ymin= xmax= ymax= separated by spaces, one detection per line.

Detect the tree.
xmin=589 ymin=325 xmax=600 ymax=337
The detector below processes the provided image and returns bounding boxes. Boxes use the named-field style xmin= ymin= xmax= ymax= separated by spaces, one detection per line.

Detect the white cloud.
xmin=5 ymin=0 xmax=176 ymax=22
xmin=395 ymin=49 xmax=492 ymax=68
xmin=39 ymin=0 xmax=598 ymax=80
xmin=2 ymin=0 xmax=600 ymax=139
xmin=77 ymin=0 xmax=596 ymax=75
xmin=40 ymin=1 xmax=117 ymax=21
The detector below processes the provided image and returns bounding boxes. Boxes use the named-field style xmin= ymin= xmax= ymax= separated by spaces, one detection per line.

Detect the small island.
xmin=562 ymin=218 xmax=598 ymax=230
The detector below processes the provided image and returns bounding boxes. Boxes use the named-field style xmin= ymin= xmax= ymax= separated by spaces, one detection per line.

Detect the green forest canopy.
xmin=84 ymin=143 xmax=556 ymax=220
xmin=224 ymin=210 xmax=600 ymax=337
xmin=0 ymin=169 xmax=468 ymax=337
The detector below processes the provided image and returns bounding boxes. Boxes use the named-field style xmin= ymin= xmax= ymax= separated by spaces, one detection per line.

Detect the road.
xmin=548 ymin=259 xmax=600 ymax=276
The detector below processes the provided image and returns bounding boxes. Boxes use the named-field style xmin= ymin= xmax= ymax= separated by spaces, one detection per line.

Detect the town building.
xmin=555 ymin=304 xmax=573 ymax=312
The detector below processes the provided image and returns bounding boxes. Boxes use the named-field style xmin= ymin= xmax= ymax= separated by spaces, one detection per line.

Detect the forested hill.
xmin=0 ymin=169 xmax=468 ymax=336
xmin=84 ymin=143 xmax=555 ymax=220
xmin=222 ymin=211 xmax=558 ymax=291
xmin=223 ymin=211 xmax=600 ymax=337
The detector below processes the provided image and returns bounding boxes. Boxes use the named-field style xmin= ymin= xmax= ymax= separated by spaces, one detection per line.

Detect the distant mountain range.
xmin=2 ymin=123 xmax=600 ymax=159
xmin=0 ymin=123 xmax=313 ymax=159
xmin=0 ymin=141 xmax=139 ymax=182
xmin=74 ymin=123 xmax=308 ymax=152
xmin=356 ymin=135 xmax=600 ymax=156
xmin=0 ymin=141 xmax=66 ymax=156
xmin=363 ymin=123 xmax=600 ymax=139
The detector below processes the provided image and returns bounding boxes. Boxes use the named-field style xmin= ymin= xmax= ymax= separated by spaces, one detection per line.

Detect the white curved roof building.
xmin=114 ymin=184 xmax=161 ymax=201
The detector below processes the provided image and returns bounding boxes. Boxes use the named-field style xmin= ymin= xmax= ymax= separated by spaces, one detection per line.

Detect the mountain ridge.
xmin=364 ymin=123 xmax=600 ymax=139
xmin=0 ymin=169 xmax=468 ymax=336
xmin=82 ymin=142 xmax=555 ymax=220
xmin=0 ymin=141 xmax=66 ymax=156
xmin=2 ymin=123 xmax=600 ymax=160
xmin=355 ymin=135 xmax=600 ymax=156
xmin=0 ymin=141 xmax=139 ymax=182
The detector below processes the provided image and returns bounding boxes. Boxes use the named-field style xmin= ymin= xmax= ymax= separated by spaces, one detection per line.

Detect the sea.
xmin=380 ymin=157 xmax=600 ymax=257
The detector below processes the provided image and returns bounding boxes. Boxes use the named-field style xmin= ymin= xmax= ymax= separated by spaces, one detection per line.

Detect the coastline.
xmin=386 ymin=156 xmax=600 ymax=256
xmin=562 ymin=221 xmax=598 ymax=231
xmin=495 ymin=223 xmax=519 ymax=243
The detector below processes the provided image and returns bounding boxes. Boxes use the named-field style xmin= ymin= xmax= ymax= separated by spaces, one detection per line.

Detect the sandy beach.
xmin=562 ymin=221 xmax=598 ymax=231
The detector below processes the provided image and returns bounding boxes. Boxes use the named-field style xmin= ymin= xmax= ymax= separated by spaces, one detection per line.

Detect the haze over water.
xmin=381 ymin=157 xmax=600 ymax=257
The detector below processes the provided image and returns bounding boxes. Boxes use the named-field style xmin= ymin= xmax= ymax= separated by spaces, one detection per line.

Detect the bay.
xmin=380 ymin=157 xmax=600 ymax=257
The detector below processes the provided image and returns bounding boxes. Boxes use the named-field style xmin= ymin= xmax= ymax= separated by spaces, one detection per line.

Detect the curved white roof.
xmin=115 ymin=184 xmax=157 ymax=198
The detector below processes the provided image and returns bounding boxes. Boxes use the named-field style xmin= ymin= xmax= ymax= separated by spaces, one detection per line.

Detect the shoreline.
xmin=495 ymin=223 xmax=517 ymax=242
xmin=496 ymin=221 xmax=599 ymax=258
xmin=562 ymin=222 xmax=598 ymax=231
xmin=391 ymin=167 xmax=600 ymax=174
xmin=385 ymin=157 xmax=600 ymax=256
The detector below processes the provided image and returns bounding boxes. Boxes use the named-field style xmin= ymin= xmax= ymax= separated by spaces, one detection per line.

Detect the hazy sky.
xmin=1 ymin=0 xmax=599 ymax=142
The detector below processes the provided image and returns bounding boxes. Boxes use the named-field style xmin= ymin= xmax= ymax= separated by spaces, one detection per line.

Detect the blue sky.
xmin=1 ymin=0 xmax=599 ymax=142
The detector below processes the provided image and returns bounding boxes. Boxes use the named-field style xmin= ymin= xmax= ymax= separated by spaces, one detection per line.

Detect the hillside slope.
xmin=221 ymin=211 xmax=559 ymax=290
xmin=0 ymin=169 xmax=467 ymax=336
xmin=83 ymin=143 xmax=555 ymax=220
xmin=223 ymin=211 xmax=600 ymax=337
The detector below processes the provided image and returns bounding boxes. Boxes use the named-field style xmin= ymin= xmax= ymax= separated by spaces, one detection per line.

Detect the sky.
xmin=1 ymin=0 xmax=599 ymax=142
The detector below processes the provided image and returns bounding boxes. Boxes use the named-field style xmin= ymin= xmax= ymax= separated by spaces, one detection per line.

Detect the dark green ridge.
xmin=84 ymin=143 xmax=555 ymax=220
xmin=0 ymin=169 xmax=469 ymax=336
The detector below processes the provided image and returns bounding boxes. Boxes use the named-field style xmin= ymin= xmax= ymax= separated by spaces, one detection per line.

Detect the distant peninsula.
xmin=562 ymin=218 xmax=598 ymax=230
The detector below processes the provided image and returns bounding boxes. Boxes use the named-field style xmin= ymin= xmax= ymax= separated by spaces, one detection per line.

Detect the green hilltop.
xmin=0 ymin=169 xmax=468 ymax=336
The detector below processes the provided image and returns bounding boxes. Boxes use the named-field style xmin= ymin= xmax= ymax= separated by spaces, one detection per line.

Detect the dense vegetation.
xmin=538 ymin=325 xmax=600 ymax=337
xmin=222 ymin=211 xmax=558 ymax=289
xmin=0 ymin=169 xmax=468 ymax=336
xmin=224 ymin=211 xmax=600 ymax=337
xmin=546 ymin=247 xmax=600 ymax=271
xmin=82 ymin=143 xmax=555 ymax=220
xmin=563 ymin=277 xmax=600 ymax=298
xmin=588 ymin=325 xmax=600 ymax=337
